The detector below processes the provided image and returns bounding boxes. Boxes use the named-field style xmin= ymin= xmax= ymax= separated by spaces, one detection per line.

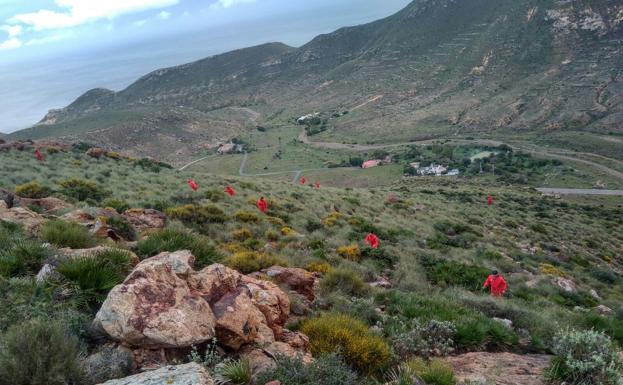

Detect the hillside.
xmin=0 ymin=142 xmax=622 ymax=384
xmin=9 ymin=0 xmax=623 ymax=163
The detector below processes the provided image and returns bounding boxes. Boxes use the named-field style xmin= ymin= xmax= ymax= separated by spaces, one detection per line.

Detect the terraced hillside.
xmin=10 ymin=0 xmax=623 ymax=163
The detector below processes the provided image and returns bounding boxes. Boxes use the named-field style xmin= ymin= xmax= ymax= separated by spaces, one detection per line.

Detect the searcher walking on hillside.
xmin=483 ymin=270 xmax=507 ymax=297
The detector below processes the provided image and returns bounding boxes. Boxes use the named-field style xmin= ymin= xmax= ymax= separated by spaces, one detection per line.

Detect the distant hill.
xmin=10 ymin=0 xmax=623 ymax=161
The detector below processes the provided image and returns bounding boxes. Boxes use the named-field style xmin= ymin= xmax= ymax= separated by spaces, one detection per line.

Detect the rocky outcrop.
xmin=97 ymin=362 xmax=213 ymax=385
xmin=17 ymin=196 xmax=70 ymax=213
xmin=446 ymin=352 xmax=551 ymax=385
xmin=122 ymin=209 xmax=166 ymax=233
xmin=87 ymin=147 xmax=106 ymax=159
xmin=256 ymin=266 xmax=318 ymax=301
xmin=0 ymin=201 xmax=46 ymax=233
xmin=95 ymin=252 xmax=304 ymax=363
xmin=552 ymin=277 xmax=576 ymax=293
xmin=95 ymin=251 xmax=217 ymax=348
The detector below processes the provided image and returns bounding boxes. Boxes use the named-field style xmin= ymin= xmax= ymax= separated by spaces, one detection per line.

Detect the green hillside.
xmin=9 ymin=0 xmax=622 ymax=164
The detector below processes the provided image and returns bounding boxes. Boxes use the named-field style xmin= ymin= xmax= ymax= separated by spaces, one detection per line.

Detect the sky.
xmin=0 ymin=0 xmax=411 ymax=133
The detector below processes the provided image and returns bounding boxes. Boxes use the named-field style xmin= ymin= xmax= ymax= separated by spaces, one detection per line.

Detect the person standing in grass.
xmin=483 ymin=270 xmax=507 ymax=297
xmin=257 ymin=196 xmax=268 ymax=214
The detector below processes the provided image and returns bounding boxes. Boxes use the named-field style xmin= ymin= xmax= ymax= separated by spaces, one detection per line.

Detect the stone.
xmin=596 ymin=305 xmax=613 ymax=315
xmin=87 ymin=147 xmax=106 ymax=159
xmin=83 ymin=343 xmax=134 ymax=384
xmin=370 ymin=277 xmax=392 ymax=289
xmin=552 ymin=277 xmax=577 ymax=293
xmin=0 ymin=204 xmax=46 ymax=234
xmin=189 ymin=263 xmax=243 ymax=304
xmin=493 ymin=317 xmax=513 ymax=329
xmin=17 ymin=197 xmax=70 ymax=212
xmin=36 ymin=263 xmax=56 ymax=283
xmin=212 ymin=287 xmax=263 ymax=350
xmin=94 ymin=251 xmax=216 ymax=348
xmin=264 ymin=381 xmax=281 ymax=385
xmin=589 ymin=289 xmax=601 ymax=300
xmin=241 ymin=276 xmax=290 ymax=338
xmin=260 ymin=266 xmax=317 ymax=301
xmin=97 ymin=362 xmax=213 ymax=385
xmin=0 ymin=188 xmax=15 ymax=208
xmin=122 ymin=209 xmax=167 ymax=233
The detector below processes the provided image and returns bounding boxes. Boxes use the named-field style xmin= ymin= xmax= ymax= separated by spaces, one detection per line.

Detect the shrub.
xmin=406 ymin=358 xmax=456 ymax=385
xmin=391 ymin=319 xmax=456 ymax=358
xmin=57 ymin=249 xmax=132 ymax=305
xmin=548 ymin=329 xmax=622 ymax=385
xmin=234 ymin=211 xmax=260 ymax=223
xmin=257 ymin=353 xmax=360 ymax=385
xmin=264 ymin=229 xmax=279 ymax=241
xmin=41 ymin=220 xmax=96 ymax=249
xmin=337 ymin=245 xmax=361 ymax=261
xmin=361 ymin=247 xmax=398 ymax=267
xmin=281 ymin=226 xmax=296 ymax=236
xmin=0 ymin=319 xmax=85 ymax=385
xmin=14 ymin=182 xmax=51 ymax=199
xmin=539 ymin=263 xmax=566 ymax=277
xmin=224 ymin=251 xmax=286 ymax=274
xmin=102 ymin=198 xmax=130 ymax=214
xmin=419 ymin=255 xmax=489 ymax=291
xmin=205 ymin=189 xmax=226 ymax=202
xmin=307 ymin=262 xmax=332 ymax=274
xmin=428 ymin=220 xmax=481 ymax=249
xmin=323 ymin=212 xmax=342 ymax=227
xmin=232 ymin=228 xmax=252 ymax=242
xmin=213 ymin=359 xmax=251 ymax=385
xmin=166 ymin=204 xmax=227 ymax=224
xmin=0 ymin=239 xmax=49 ymax=278
xmin=321 ymin=269 xmax=369 ymax=297
xmin=136 ymin=225 xmax=220 ymax=268
xmin=301 ymin=313 xmax=391 ymax=374
xmin=58 ymin=178 xmax=106 ymax=201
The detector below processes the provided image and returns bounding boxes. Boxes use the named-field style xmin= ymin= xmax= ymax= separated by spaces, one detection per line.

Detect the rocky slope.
xmin=9 ymin=0 xmax=623 ymax=161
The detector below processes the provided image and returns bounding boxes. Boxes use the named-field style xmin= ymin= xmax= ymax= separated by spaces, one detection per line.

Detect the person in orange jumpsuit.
xmin=225 ymin=186 xmax=236 ymax=196
xmin=314 ymin=182 xmax=320 ymax=189
xmin=483 ymin=270 xmax=507 ymax=297
xmin=487 ymin=195 xmax=493 ymax=206
xmin=187 ymin=179 xmax=198 ymax=192
xmin=364 ymin=232 xmax=380 ymax=249
xmin=35 ymin=148 xmax=44 ymax=162
xmin=257 ymin=197 xmax=268 ymax=214
xmin=300 ymin=176 xmax=306 ymax=185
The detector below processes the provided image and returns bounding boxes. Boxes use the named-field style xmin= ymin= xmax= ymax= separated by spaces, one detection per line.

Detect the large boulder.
xmin=0 ymin=204 xmax=46 ymax=233
xmin=122 ymin=209 xmax=166 ymax=233
xmin=94 ymin=251 xmax=216 ymax=348
xmin=212 ymin=287 xmax=263 ymax=350
xmin=552 ymin=277 xmax=577 ymax=293
xmin=97 ymin=362 xmax=213 ymax=385
xmin=0 ymin=189 xmax=15 ymax=208
xmin=445 ymin=352 xmax=551 ymax=385
xmin=240 ymin=275 xmax=290 ymax=338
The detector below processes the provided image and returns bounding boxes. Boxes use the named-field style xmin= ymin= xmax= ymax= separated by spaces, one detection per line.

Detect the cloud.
xmin=0 ymin=37 xmax=21 ymax=49
xmin=211 ymin=0 xmax=256 ymax=10
xmin=158 ymin=11 xmax=171 ymax=20
xmin=132 ymin=19 xmax=147 ymax=27
xmin=6 ymin=0 xmax=179 ymax=31
xmin=1 ymin=24 xmax=22 ymax=37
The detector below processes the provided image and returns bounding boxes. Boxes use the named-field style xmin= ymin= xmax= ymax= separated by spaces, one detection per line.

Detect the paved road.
xmin=537 ymin=188 xmax=623 ymax=196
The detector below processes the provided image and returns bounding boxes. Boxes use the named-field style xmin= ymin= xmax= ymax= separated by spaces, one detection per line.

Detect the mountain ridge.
xmin=9 ymin=0 xmax=623 ymax=162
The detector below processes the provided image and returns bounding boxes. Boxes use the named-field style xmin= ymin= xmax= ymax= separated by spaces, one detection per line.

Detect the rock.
xmin=17 ymin=197 xmax=70 ymax=212
xmin=370 ymin=277 xmax=392 ymax=289
xmin=590 ymin=289 xmax=601 ymax=300
xmin=445 ymin=352 xmax=551 ymax=385
xmin=97 ymin=362 xmax=213 ymax=385
xmin=212 ymin=287 xmax=263 ymax=350
xmin=60 ymin=209 xmax=98 ymax=226
xmin=280 ymin=329 xmax=310 ymax=351
xmin=493 ymin=317 xmax=513 ymax=329
xmin=122 ymin=209 xmax=166 ymax=233
xmin=0 ymin=189 xmax=15 ymax=208
xmin=596 ymin=305 xmax=613 ymax=315
xmin=94 ymin=251 xmax=216 ymax=348
xmin=83 ymin=343 xmax=134 ymax=384
xmin=58 ymin=246 xmax=140 ymax=266
xmin=240 ymin=341 xmax=312 ymax=378
xmin=240 ymin=275 xmax=290 ymax=338
xmin=131 ymin=348 xmax=168 ymax=371
xmin=264 ymin=381 xmax=281 ymax=385
xmin=259 ymin=266 xmax=317 ymax=301
xmin=0 ymin=204 xmax=46 ymax=234
xmin=36 ymin=263 xmax=56 ymax=283
xmin=189 ymin=263 xmax=243 ymax=304
xmin=552 ymin=277 xmax=577 ymax=293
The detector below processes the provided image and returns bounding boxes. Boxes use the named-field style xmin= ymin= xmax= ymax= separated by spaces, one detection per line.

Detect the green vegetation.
xmin=257 ymin=353 xmax=359 ymax=385
xmin=301 ymin=314 xmax=391 ymax=374
xmin=0 ymin=319 xmax=85 ymax=385
xmin=14 ymin=182 xmax=51 ymax=199
xmin=41 ymin=220 xmax=96 ymax=249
